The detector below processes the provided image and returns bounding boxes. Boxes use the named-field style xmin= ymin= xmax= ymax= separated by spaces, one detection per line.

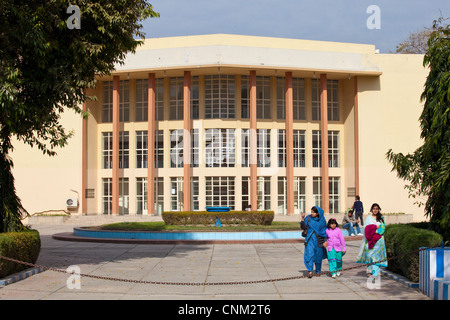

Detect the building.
xmin=11 ymin=34 xmax=429 ymax=220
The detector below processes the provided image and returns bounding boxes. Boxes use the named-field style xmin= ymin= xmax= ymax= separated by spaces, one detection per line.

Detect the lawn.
xmin=94 ymin=221 xmax=301 ymax=232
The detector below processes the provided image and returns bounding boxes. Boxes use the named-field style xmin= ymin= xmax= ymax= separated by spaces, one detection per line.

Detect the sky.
xmin=141 ymin=0 xmax=450 ymax=53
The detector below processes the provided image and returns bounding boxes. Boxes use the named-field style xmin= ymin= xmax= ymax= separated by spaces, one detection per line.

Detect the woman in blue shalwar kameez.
xmin=300 ymin=206 xmax=328 ymax=278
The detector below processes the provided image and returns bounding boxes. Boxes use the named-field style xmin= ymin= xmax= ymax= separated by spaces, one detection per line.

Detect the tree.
xmin=396 ymin=27 xmax=432 ymax=54
xmin=0 ymin=1 xmax=159 ymax=232
xmin=386 ymin=17 xmax=450 ymax=231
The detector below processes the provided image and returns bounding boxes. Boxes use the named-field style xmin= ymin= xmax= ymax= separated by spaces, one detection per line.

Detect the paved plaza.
xmin=0 ymin=224 xmax=431 ymax=300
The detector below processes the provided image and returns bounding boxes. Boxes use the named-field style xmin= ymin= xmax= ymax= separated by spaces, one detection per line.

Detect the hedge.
xmin=0 ymin=229 xmax=41 ymax=278
xmin=162 ymin=211 xmax=274 ymax=226
xmin=384 ymin=224 xmax=442 ymax=282
xmin=408 ymin=221 xmax=450 ymax=244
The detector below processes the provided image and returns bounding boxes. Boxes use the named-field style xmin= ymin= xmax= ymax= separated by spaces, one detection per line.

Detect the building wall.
xmin=11 ymin=109 xmax=83 ymax=215
xmin=358 ymin=53 xmax=428 ymax=220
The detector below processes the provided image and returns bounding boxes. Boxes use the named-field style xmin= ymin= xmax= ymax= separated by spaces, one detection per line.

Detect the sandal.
xmin=308 ymin=272 xmax=313 ymax=278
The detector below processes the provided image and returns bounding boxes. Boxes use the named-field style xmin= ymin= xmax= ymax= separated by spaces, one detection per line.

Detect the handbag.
xmin=316 ymin=234 xmax=326 ymax=247
xmin=301 ymin=216 xmax=311 ymax=237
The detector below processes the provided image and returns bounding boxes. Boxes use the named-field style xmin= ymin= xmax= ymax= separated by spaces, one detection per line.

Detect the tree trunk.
xmin=0 ymin=130 xmax=27 ymax=232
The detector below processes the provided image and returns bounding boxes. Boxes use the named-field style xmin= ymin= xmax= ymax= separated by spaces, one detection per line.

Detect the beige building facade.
xmin=11 ymin=34 xmax=429 ymax=221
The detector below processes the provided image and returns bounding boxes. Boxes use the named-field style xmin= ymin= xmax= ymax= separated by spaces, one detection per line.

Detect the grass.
xmin=94 ymin=221 xmax=301 ymax=232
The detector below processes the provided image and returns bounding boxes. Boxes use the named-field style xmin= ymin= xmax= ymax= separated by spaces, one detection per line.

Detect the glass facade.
xmin=95 ymin=74 xmax=346 ymax=215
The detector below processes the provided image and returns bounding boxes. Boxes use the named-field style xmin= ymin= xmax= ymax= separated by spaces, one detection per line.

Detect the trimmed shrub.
xmin=0 ymin=229 xmax=41 ymax=278
xmin=409 ymin=221 xmax=450 ymax=244
xmin=385 ymin=224 xmax=442 ymax=282
xmin=162 ymin=211 xmax=274 ymax=226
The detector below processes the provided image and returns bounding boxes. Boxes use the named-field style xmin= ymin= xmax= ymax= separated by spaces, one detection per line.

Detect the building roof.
xmin=111 ymin=34 xmax=382 ymax=78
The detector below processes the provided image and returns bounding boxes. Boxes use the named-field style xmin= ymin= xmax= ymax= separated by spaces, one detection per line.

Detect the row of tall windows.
xmin=102 ymin=77 xmax=339 ymax=122
xmin=101 ymin=130 xmax=340 ymax=169
xmin=101 ymin=176 xmax=341 ymax=214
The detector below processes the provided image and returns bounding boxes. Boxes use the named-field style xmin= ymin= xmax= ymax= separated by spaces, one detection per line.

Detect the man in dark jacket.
xmin=352 ymin=195 xmax=364 ymax=226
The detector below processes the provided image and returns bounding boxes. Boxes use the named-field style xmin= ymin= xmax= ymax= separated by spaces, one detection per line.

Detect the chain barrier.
xmin=0 ymin=245 xmax=443 ymax=286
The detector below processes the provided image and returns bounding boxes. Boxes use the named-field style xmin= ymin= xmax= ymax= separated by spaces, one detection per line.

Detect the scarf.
xmin=365 ymin=224 xmax=381 ymax=249
xmin=306 ymin=206 xmax=327 ymax=239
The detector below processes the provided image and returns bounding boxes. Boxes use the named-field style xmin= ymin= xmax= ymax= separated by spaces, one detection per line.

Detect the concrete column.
xmin=112 ymin=75 xmax=120 ymax=215
xmin=147 ymin=73 xmax=156 ymax=215
xmin=285 ymin=72 xmax=294 ymax=215
xmin=82 ymin=100 xmax=87 ymax=215
xmin=354 ymin=76 xmax=360 ymax=196
xmin=183 ymin=71 xmax=191 ymax=211
xmin=250 ymin=70 xmax=257 ymax=211
xmin=320 ymin=74 xmax=329 ymax=213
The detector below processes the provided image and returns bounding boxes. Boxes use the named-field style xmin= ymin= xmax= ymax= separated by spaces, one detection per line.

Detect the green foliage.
xmin=0 ymin=0 xmax=159 ymax=155
xmin=409 ymin=221 xmax=450 ymax=245
xmin=386 ymin=17 xmax=450 ymax=229
xmin=0 ymin=1 xmax=159 ymax=232
xmin=0 ymin=229 xmax=41 ymax=278
xmin=162 ymin=211 xmax=275 ymax=226
xmin=385 ymin=224 xmax=442 ymax=282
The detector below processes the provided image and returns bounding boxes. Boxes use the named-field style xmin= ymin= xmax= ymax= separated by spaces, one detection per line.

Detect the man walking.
xmin=352 ymin=195 xmax=364 ymax=226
